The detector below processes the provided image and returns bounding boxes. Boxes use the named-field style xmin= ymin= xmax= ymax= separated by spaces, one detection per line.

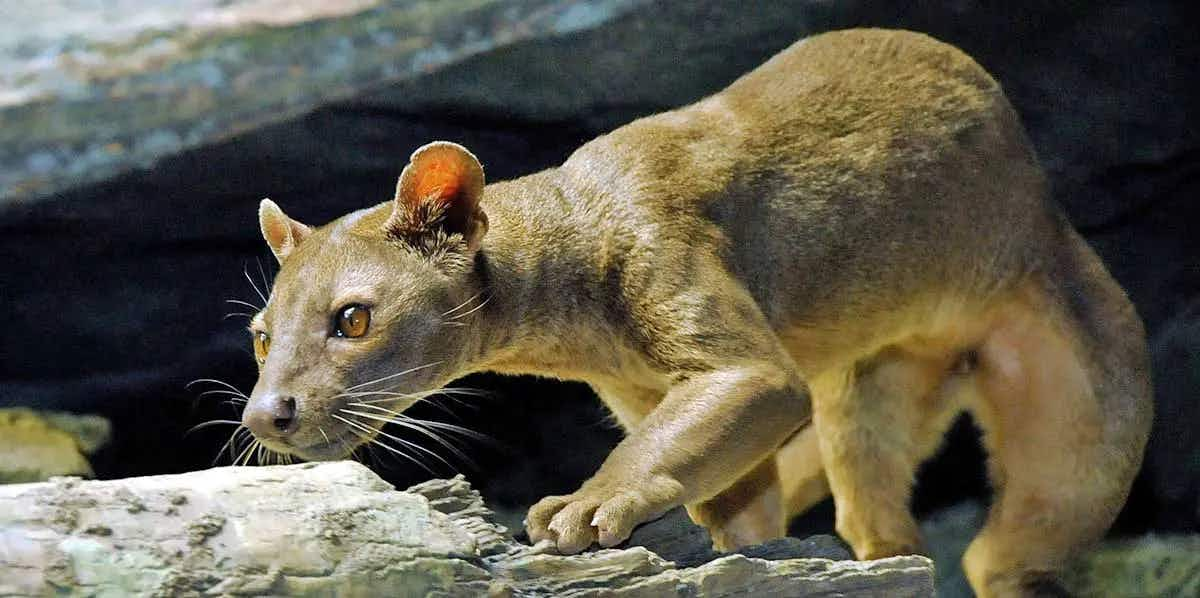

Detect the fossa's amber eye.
xmin=252 ymin=331 xmax=270 ymax=365
xmin=334 ymin=305 xmax=371 ymax=338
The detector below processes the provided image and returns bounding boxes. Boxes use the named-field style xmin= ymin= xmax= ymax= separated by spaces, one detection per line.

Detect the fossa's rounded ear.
xmin=387 ymin=141 xmax=488 ymax=252
xmin=259 ymin=198 xmax=311 ymax=264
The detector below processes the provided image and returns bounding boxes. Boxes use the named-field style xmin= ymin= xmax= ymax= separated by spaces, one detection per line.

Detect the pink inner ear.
xmin=414 ymin=157 xmax=464 ymax=205
xmin=264 ymin=214 xmax=292 ymax=250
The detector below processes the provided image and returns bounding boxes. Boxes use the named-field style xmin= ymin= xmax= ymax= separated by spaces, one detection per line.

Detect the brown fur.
xmin=246 ymin=29 xmax=1152 ymax=597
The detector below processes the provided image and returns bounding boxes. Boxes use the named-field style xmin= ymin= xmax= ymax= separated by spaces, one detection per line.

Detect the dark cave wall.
xmin=1 ymin=0 xmax=1197 ymax=530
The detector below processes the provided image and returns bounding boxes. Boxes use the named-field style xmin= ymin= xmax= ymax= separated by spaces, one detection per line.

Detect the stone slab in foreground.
xmin=0 ymin=461 xmax=934 ymax=596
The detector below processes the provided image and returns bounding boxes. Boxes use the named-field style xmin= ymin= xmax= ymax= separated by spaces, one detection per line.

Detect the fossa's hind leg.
xmin=815 ymin=347 xmax=965 ymax=560
xmin=775 ymin=425 xmax=829 ymax=521
xmin=689 ymin=413 xmax=834 ymax=550
xmin=964 ymin=246 xmax=1151 ymax=597
xmin=686 ymin=457 xmax=786 ymax=550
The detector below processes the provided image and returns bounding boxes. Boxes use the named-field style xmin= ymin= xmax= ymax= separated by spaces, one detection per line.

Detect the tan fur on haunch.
xmin=248 ymin=29 xmax=1152 ymax=597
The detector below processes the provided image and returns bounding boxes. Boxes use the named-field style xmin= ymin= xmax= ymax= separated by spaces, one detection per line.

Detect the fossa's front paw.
xmin=524 ymin=475 xmax=683 ymax=554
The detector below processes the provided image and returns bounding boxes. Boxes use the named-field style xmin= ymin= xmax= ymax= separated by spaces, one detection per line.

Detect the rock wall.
xmin=0 ymin=0 xmax=652 ymax=201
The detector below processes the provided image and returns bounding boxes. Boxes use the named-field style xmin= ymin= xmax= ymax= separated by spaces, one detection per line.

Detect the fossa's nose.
xmin=243 ymin=394 xmax=298 ymax=439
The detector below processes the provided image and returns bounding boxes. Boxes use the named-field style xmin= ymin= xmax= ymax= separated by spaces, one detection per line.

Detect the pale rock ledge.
xmin=0 ymin=461 xmax=934 ymax=596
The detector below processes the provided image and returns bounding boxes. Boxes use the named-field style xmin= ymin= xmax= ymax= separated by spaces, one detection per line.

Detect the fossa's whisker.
xmin=197 ymin=388 xmax=249 ymax=400
xmin=225 ymin=299 xmax=262 ymax=311
xmin=255 ymin=258 xmax=274 ymax=297
xmin=337 ymin=410 xmax=458 ymax=470
xmin=349 ymin=386 xmax=487 ymax=402
xmin=441 ymin=291 xmax=486 ymax=317
xmin=187 ymin=378 xmax=246 ymax=394
xmin=341 ymin=408 xmax=475 ymax=468
xmin=446 ymin=294 xmax=492 ymax=321
xmin=346 ymin=392 xmax=459 ymax=418
xmin=243 ymin=266 xmax=268 ymax=307
xmin=333 ymin=414 xmax=440 ymax=475
xmin=234 ymin=439 xmax=258 ymax=466
xmin=341 ymin=361 xmax=443 ymax=392
xmin=185 ymin=419 xmax=241 ymax=436
xmin=347 ymin=402 xmax=492 ymax=443
xmin=215 ymin=426 xmax=250 ymax=466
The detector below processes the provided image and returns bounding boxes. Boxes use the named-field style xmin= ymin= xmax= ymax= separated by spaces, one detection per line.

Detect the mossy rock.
xmin=0 ymin=408 xmax=111 ymax=484
xmin=1063 ymin=535 xmax=1200 ymax=598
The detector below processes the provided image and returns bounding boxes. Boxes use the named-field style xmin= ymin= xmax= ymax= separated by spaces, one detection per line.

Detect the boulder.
xmin=0 ymin=461 xmax=934 ymax=597
xmin=0 ymin=0 xmax=653 ymax=202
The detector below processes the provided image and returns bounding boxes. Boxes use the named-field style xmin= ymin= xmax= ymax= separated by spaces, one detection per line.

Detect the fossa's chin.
xmin=248 ymin=429 xmax=365 ymax=463
xmin=292 ymin=444 xmax=355 ymax=462
xmin=296 ymin=431 xmax=368 ymax=461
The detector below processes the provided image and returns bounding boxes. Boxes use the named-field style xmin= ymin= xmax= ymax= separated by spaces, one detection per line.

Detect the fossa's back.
xmin=563 ymin=30 xmax=1049 ymax=332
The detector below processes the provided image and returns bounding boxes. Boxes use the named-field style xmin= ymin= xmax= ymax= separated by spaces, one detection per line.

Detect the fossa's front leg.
xmin=526 ymin=363 xmax=809 ymax=553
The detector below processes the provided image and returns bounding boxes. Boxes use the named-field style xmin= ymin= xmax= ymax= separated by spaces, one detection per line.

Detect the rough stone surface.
xmin=0 ymin=408 xmax=111 ymax=483
xmin=0 ymin=462 xmax=934 ymax=597
xmin=0 ymin=0 xmax=651 ymax=202
xmin=618 ymin=505 xmax=851 ymax=569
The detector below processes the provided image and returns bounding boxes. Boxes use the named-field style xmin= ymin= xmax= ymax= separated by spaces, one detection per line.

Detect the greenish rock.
xmin=0 ymin=408 xmax=111 ymax=484
xmin=0 ymin=0 xmax=653 ymax=203
xmin=360 ymin=1 xmax=831 ymax=133
xmin=1062 ymin=535 xmax=1200 ymax=598
xmin=38 ymin=411 xmax=113 ymax=455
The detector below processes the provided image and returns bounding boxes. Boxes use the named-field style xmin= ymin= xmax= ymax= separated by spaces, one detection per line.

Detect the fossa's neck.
xmin=463 ymin=168 xmax=630 ymax=379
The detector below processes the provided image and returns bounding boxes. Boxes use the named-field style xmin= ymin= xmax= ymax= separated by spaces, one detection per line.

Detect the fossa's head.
xmin=243 ymin=142 xmax=489 ymax=460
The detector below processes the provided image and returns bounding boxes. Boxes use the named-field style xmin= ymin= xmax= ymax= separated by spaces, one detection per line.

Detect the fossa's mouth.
xmin=292 ymin=434 xmax=361 ymax=461
xmin=248 ymin=423 xmax=376 ymax=462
